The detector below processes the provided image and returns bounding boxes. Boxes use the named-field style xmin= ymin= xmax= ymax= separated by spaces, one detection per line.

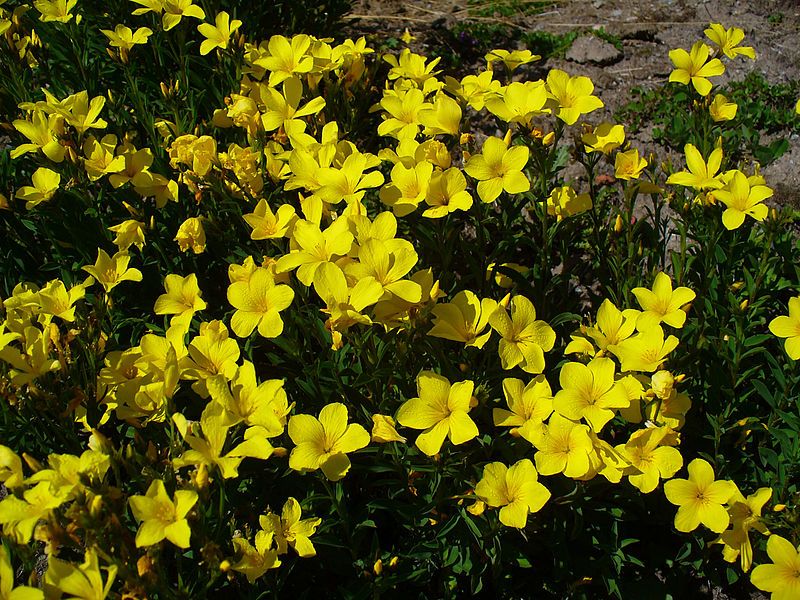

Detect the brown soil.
xmin=344 ymin=0 xmax=800 ymax=206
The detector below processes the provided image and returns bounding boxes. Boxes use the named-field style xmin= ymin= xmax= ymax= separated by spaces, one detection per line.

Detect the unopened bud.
xmin=193 ymin=463 xmax=209 ymax=490
xmin=90 ymin=495 xmax=104 ymax=517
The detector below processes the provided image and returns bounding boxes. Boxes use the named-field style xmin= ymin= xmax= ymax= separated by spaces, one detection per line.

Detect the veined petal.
xmin=446 ymin=411 xmax=478 ymax=445
xmin=673 ymin=503 xmax=702 ymax=532
xmin=415 ymin=420 xmax=449 ymax=456
xmin=318 ymin=402 xmax=349 ymax=443
xmin=333 ymin=423 xmax=370 ymax=454
xmin=498 ymin=500 xmax=529 ymax=528
xmin=396 ymin=397 xmax=444 ymax=430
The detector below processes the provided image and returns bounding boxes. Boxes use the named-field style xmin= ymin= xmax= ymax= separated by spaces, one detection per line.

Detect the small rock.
xmin=606 ymin=23 xmax=658 ymax=41
xmin=566 ymin=35 xmax=623 ymax=66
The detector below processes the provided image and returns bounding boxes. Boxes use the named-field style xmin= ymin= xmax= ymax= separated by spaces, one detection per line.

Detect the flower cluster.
xmin=0 ymin=7 xmax=797 ymax=598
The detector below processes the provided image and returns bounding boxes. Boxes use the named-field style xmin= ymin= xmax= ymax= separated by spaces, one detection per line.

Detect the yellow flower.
xmin=546 ymin=185 xmax=592 ymax=221
xmin=258 ymin=34 xmax=315 ymax=87
xmin=275 ymin=218 xmax=353 ymax=286
xmin=714 ymin=170 xmax=772 ymax=230
xmin=632 ymin=272 xmax=695 ymax=330
xmin=475 ymin=459 xmax=550 ymax=528
xmin=493 ymin=376 xmax=553 ymax=437
xmin=379 ymin=160 xmax=433 ymax=217
xmin=175 ymin=217 xmax=206 ymax=254
xmin=44 ymin=548 xmax=116 ymax=600
xmin=62 ymin=91 xmax=108 ymax=135
xmin=38 ymin=277 xmax=92 ymax=322
xmin=12 ymin=109 xmax=66 ymax=162
xmin=614 ymin=149 xmax=648 ymax=181
xmin=525 ymin=413 xmax=593 ymax=478
xmin=130 ymin=0 xmax=164 ymax=16
xmin=371 ymin=414 xmax=406 ymax=443
xmin=489 ymin=295 xmax=556 ymax=374
xmin=704 ymin=23 xmax=755 ymax=60
xmin=418 ymin=93 xmax=462 ymax=136
xmin=82 ymin=249 xmax=143 ymax=293
xmin=198 ymin=11 xmax=241 ymax=55
xmin=1 ymin=545 xmax=43 ymax=599
xmin=0 ymin=327 xmax=61 ymax=387
xmin=452 ymin=70 xmax=501 ymax=111
xmin=261 ymin=77 xmax=327 ymax=134
xmin=312 ymin=263 xmax=382 ymax=346
xmin=162 ymin=0 xmax=205 ymax=31
xmin=0 ymin=446 xmax=24 ymax=489
xmin=227 ymin=267 xmax=294 ymax=338
xmin=669 ymin=41 xmax=725 ymax=96
xmin=643 ymin=386 xmax=691 ymax=430
xmin=317 ymin=151 xmax=384 ymax=207
xmin=769 ymin=296 xmax=800 ymax=360
xmin=229 ymin=532 xmax=281 ymax=583
xmin=154 ymin=273 xmax=207 ymax=326
xmin=243 ymin=200 xmax=296 ymax=240
xmin=718 ymin=486 xmax=772 ymax=572
xmin=663 ymin=458 xmax=736 ymax=533
xmin=15 ymin=167 xmax=60 ymax=210
xmin=422 ymin=168 xmax=473 ymax=218
xmin=132 ymin=171 xmax=179 ymax=207
xmin=384 ymin=48 xmax=442 ymax=89
xmin=545 ymin=69 xmax=604 ymax=125
xmin=553 ymin=357 xmax=629 ymax=432
xmin=396 ymin=371 xmax=478 ymax=456
xmin=485 ymin=48 xmax=540 ymax=72
xmin=485 ymin=81 xmax=549 ymax=128
xmin=666 ymin=143 xmax=724 ymax=191
xmin=288 ymin=402 xmax=370 ymax=481
xmin=586 ymin=298 xmax=639 ymax=351
xmin=33 ymin=0 xmax=77 ymax=23
xmin=83 ymin=134 xmax=125 ymax=181
xmin=259 ymin=497 xmax=321 ymax=557
xmin=609 ymin=325 xmax=679 ymax=372
xmin=616 ymin=426 xmax=682 ymax=493
xmin=464 ymin=136 xmax=530 ymax=204
xmin=172 ymin=403 xmax=273 ymax=478
xmin=582 ymin=123 xmax=625 ymax=154
xmin=129 ymin=480 xmax=198 ymax=548
xmin=709 ymin=93 xmax=738 ymax=122
xmin=183 ymin=321 xmax=241 ymax=396
xmin=101 ymin=24 xmax=152 ymax=61
xmin=428 ymin=290 xmax=497 ymax=348
xmin=206 ymin=361 xmax=288 ymax=434
xmin=347 ymin=239 xmax=421 ymax=303
xmin=0 ymin=481 xmax=63 ymax=543
xmin=750 ymin=534 xmax=800 ymax=599
xmin=108 ymin=219 xmax=146 ymax=251
xmin=400 ymin=28 xmax=415 ymax=44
